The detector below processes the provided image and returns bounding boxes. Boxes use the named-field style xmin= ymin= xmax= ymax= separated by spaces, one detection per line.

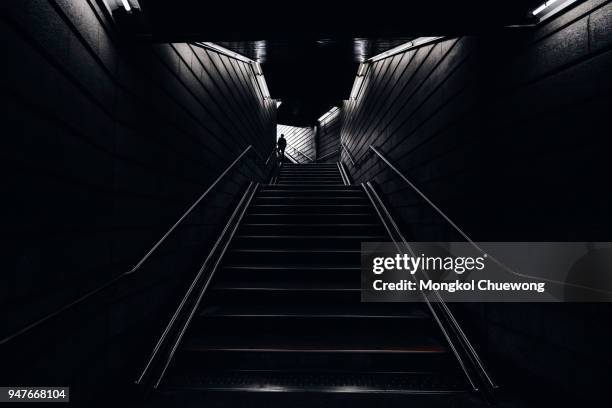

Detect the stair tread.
xmin=248 ymin=213 xmax=372 ymax=217
xmin=183 ymin=343 xmax=447 ymax=354
xmin=235 ymin=235 xmax=386 ymax=239
xmin=257 ymin=196 xmax=365 ymax=199
xmin=241 ymin=223 xmax=379 ymax=226
xmin=164 ymin=370 xmax=467 ymax=393
xmin=229 ymin=248 xmax=361 ymax=253
xmin=222 ymin=265 xmax=361 ymax=270
xmin=200 ymin=304 xmax=428 ymax=319
xmin=213 ymin=282 xmax=360 ymax=291
xmin=253 ymin=204 xmax=371 ymax=207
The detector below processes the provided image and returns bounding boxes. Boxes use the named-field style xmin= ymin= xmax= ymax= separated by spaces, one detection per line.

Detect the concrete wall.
xmin=277 ymin=124 xmax=315 ymax=162
xmin=340 ymin=0 xmax=611 ymax=400
xmin=317 ymin=110 xmax=342 ymax=162
xmin=0 ymin=0 xmax=276 ymax=396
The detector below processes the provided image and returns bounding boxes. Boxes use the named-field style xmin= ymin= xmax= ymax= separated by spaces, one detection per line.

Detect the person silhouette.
xmin=277 ymin=134 xmax=287 ymax=161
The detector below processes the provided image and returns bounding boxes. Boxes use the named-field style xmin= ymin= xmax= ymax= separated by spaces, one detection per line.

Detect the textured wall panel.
xmin=277 ymin=124 xmax=315 ymax=162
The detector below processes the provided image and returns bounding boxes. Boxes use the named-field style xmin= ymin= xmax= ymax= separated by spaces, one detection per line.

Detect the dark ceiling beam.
xmin=137 ymin=0 xmax=544 ymax=42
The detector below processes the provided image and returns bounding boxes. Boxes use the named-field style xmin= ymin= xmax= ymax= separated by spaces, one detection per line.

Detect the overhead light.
xmin=368 ymin=37 xmax=444 ymax=63
xmin=102 ymin=0 xmax=140 ymax=13
xmin=532 ymin=0 xmax=558 ymax=15
xmin=348 ymin=63 xmax=370 ymax=101
xmin=532 ymin=3 xmax=547 ymax=14
xmin=357 ymin=62 xmax=368 ymax=77
xmin=253 ymin=62 xmax=264 ymax=76
xmin=276 ymin=100 xmax=282 ymax=108
xmin=318 ymin=106 xmax=340 ymax=123
xmin=349 ymin=75 xmax=365 ymax=100
xmin=196 ymin=42 xmax=252 ymax=63
xmin=530 ymin=0 xmax=577 ymax=20
xmin=368 ymin=41 xmax=413 ymax=62
xmin=252 ymin=62 xmax=271 ymax=99
xmin=257 ymin=75 xmax=271 ymax=99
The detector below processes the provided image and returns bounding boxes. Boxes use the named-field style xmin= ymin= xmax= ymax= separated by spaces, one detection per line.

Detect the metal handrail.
xmin=369 ymin=146 xmax=477 ymax=246
xmin=136 ymin=181 xmax=259 ymax=388
xmin=369 ymin=145 xmax=605 ymax=296
xmin=336 ymin=162 xmax=348 ymax=185
xmin=337 ymin=161 xmax=351 ymax=186
xmin=367 ymin=37 xmax=445 ymax=63
xmin=362 ymin=182 xmax=486 ymax=393
xmin=128 ymin=146 xmax=256 ymax=276
xmin=284 ymin=150 xmax=299 ymax=164
xmin=316 ymin=149 xmax=340 ymax=162
xmin=355 ymin=146 xmax=497 ymax=394
xmin=155 ymin=183 xmax=258 ymax=388
xmin=264 ymin=148 xmax=277 ymax=166
xmin=0 ymin=144 xmax=276 ymax=347
xmin=340 ymin=142 xmax=356 ymax=166
xmin=286 ymin=143 xmax=314 ymax=162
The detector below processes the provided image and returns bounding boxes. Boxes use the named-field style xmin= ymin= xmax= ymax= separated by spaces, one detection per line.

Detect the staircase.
xmin=158 ymin=163 xmax=478 ymax=406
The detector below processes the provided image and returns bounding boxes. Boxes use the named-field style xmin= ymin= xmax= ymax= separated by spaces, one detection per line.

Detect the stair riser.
xmin=258 ymin=191 xmax=364 ymax=197
xmin=216 ymin=269 xmax=358 ymax=286
xmin=156 ymin=390 xmax=480 ymax=407
xmin=189 ymin=316 xmax=437 ymax=342
xmin=173 ymin=350 xmax=453 ymax=373
xmin=239 ymin=224 xmax=386 ymax=235
xmin=279 ymin=172 xmax=341 ymax=176
xmin=280 ymin=164 xmax=338 ymax=167
xmin=249 ymin=206 xmax=373 ymax=215
xmin=278 ymin=174 xmax=342 ymax=178
xmin=232 ymin=236 xmax=386 ymax=250
xmin=263 ymin=185 xmax=362 ymax=191
xmin=226 ymin=250 xmax=361 ymax=265
xmin=246 ymin=214 xmax=374 ymax=223
xmin=255 ymin=198 xmax=369 ymax=205
xmin=280 ymin=171 xmax=339 ymax=174
xmin=276 ymin=178 xmax=344 ymax=186
xmin=278 ymin=176 xmax=343 ymax=180
xmin=207 ymin=288 xmax=363 ymax=304
xmin=205 ymin=287 xmax=428 ymax=315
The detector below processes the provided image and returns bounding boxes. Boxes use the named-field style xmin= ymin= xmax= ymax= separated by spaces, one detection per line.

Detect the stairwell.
xmin=158 ymin=163 xmax=478 ymax=406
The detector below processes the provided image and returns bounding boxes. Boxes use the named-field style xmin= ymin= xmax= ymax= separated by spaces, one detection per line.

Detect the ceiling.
xmin=217 ymin=38 xmax=413 ymax=125
xmin=135 ymin=0 xmax=545 ymax=125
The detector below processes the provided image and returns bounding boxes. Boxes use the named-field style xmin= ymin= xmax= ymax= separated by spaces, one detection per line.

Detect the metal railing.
xmin=284 ymin=149 xmax=300 ymax=164
xmin=340 ymin=143 xmax=497 ymax=396
xmin=337 ymin=161 xmax=352 ymax=186
xmin=136 ymin=181 xmax=259 ymax=389
xmin=286 ymin=143 xmax=314 ymax=163
xmin=340 ymin=142 xmax=356 ymax=167
xmin=316 ymin=149 xmax=340 ymax=162
xmin=0 ymin=144 xmax=278 ymax=348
